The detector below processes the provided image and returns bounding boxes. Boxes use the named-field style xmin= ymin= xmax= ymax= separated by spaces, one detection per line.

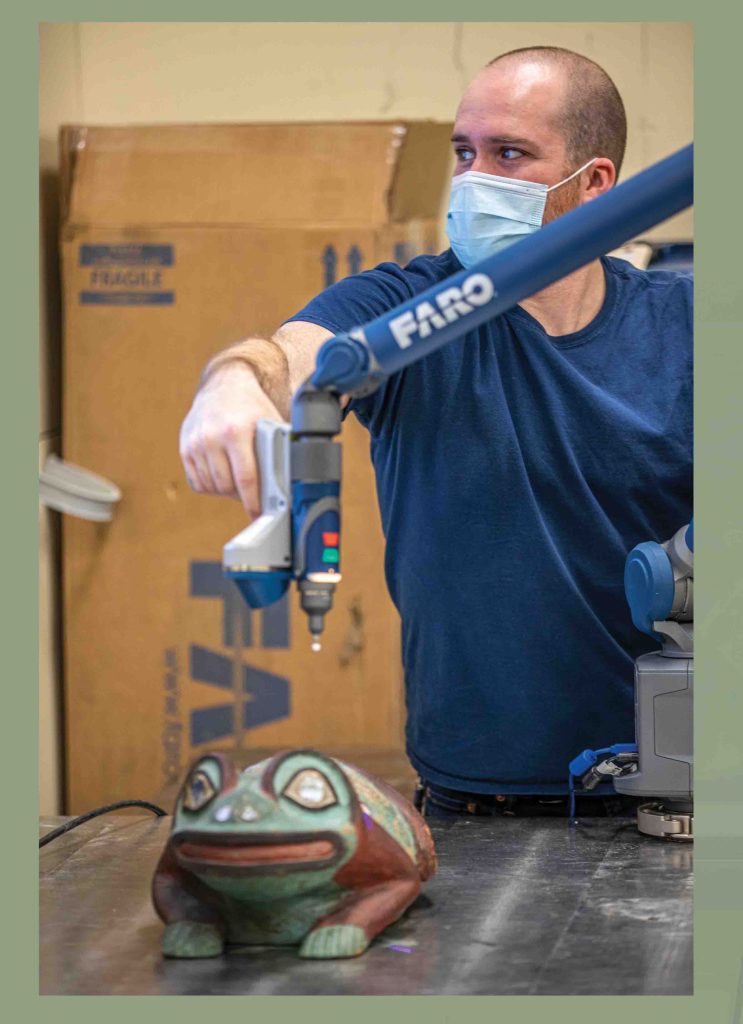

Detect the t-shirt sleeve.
xmin=283 ymin=262 xmax=416 ymax=430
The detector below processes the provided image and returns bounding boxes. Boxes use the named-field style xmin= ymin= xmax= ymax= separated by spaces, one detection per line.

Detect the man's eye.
xmin=454 ymin=147 xmax=475 ymax=162
xmin=501 ymin=147 xmax=525 ymax=160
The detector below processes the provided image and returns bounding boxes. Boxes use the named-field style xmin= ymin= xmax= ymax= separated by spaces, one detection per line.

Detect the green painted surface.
xmin=339 ymin=761 xmax=417 ymax=864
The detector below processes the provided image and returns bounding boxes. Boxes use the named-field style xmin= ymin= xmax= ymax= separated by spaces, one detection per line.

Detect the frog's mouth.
xmin=172 ymin=831 xmax=344 ymax=875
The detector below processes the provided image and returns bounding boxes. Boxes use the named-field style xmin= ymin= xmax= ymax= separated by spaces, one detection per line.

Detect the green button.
xmin=322 ymin=548 xmax=339 ymax=564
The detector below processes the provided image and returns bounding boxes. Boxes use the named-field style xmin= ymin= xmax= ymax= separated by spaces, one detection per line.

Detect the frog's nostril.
xmin=213 ymin=800 xmax=261 ymax=823
xmin=213 ymin=794 xmax=266 ymax=824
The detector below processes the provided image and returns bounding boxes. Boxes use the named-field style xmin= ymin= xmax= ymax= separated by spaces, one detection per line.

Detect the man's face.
xmin=452 ymin=60 xmax=582 ymax=225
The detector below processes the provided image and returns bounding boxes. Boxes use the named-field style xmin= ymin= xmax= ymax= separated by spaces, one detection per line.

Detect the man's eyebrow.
xmin=450 ymin=133 xmax=534 ymax=147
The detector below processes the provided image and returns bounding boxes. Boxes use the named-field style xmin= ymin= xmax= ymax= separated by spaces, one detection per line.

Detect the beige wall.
xmin=39 ymin=24 xmax=84 ymax=814
xmin=39 ymin=439 xmax=62 ymax=815
xmin=38 ymin=20 xmax=693 ymax=812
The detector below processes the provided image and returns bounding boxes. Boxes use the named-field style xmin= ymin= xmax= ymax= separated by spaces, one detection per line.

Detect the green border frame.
xmin=24 ymin=3 xmax=743 ymax=1020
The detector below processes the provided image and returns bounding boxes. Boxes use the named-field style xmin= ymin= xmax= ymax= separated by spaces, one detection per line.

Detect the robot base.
xmin=637 ymin=801 xmax=693 ymax=842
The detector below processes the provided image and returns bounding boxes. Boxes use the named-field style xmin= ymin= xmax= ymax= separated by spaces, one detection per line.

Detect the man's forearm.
xmin=200 ymin=337 xmax=292 ymax=419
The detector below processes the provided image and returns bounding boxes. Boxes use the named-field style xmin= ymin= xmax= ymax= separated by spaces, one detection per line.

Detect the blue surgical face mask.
xmin=446 ymin=158 xmax=597 ymax=268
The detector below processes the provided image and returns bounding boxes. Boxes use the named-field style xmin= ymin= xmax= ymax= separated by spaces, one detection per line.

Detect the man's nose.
xmin=470 ymin=156 xmax=504 ymax=176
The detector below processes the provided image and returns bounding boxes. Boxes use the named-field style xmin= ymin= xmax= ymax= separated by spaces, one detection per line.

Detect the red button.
xmin=322 ymin=532 xmax=339 ymax=546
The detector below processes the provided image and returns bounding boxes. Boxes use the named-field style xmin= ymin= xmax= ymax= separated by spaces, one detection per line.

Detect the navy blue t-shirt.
xmin=287 ymin=250 xmax=693 ymax=794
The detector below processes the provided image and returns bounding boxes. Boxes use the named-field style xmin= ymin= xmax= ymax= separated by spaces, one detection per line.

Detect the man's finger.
xmin=185 ymin=451 xmax=213 ymax=492
xmin=226 ymin=444 xmax=260 ymax=518
xmin=204 ymin=446 xmax=239 ymax=498
xmin=182 ymin=455 xmax=201 ymax=491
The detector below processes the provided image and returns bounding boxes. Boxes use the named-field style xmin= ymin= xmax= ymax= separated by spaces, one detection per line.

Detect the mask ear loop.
xmin=546 ymin=157 xmax=598 ymax=192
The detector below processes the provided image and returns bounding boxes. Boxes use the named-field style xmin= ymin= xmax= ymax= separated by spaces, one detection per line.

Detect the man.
xmin=179 ymin=47 xmax=692 ymax=818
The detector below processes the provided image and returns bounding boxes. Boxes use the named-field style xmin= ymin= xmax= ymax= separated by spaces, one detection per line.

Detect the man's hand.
xmin=179 ymin=322 xmax=336 ymax=520
xmin=179 ymin=362 xmax=283 ymax=521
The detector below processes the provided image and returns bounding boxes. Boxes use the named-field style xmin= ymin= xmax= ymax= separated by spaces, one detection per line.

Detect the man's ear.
xmin=584 ymin=158 xmax=616 ymax=202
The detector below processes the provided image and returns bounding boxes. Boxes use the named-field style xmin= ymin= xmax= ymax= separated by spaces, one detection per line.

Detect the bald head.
xmin=486 ymin=47 xmax=627 ymax=177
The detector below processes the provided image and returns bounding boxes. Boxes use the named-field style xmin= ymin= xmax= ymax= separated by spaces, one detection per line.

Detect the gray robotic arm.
xmin=571 ymin=521 xmax=694 ymax=840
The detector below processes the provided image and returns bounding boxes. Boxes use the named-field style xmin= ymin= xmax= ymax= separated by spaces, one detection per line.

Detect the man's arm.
xmin=179 ymin=320 xmax=345 ymax=520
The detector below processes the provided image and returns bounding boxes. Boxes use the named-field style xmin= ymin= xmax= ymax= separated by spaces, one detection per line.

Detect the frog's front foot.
xmin=162 ymin=921 xmax=224 ymax=959
xmin=299 ymin=924 xmax=369 ymax=959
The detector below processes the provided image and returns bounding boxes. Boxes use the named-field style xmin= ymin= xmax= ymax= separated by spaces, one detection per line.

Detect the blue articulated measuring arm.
xmin=311 ymin=144 xmax=693 ymax=394
xmin=229 ymin=144 xmax=693 ymax=648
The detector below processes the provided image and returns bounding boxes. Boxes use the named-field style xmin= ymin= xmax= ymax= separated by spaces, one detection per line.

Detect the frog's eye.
xmin=282 ymin=769 xmax=337 ymax=810
xmin=182 ymin=769 xmax=217 ymax=812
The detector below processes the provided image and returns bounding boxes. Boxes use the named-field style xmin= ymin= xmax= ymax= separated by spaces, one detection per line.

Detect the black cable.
xmin=39 ymin=800 xmax=168 ymax=848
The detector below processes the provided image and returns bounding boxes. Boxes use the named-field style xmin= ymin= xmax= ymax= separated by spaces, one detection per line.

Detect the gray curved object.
xmin=39 ymin=454 xmax=122 ymax=522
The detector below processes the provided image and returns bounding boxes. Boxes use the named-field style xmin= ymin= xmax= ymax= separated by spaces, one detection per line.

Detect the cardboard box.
xmin=59 ymin=121 xmax=452 ymax=812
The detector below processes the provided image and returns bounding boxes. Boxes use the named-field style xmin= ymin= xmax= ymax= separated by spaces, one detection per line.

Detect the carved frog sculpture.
xmin=152 ymin=749 xmax=436 ymax=959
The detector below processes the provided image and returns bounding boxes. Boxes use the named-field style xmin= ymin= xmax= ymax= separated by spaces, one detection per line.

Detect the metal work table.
xmin=40 ymin=812 xmax=692 ymax=995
